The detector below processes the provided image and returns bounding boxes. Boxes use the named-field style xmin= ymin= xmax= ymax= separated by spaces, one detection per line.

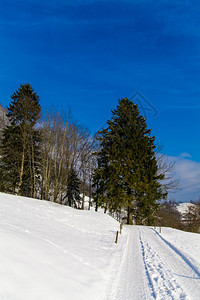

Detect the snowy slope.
xmin=0 ymin=193 xmax=127 ymax=300
xmin=176 ymin=202 xmax=195 ymax=215
xmin=1 ymin=193 xmax=200 ymax=300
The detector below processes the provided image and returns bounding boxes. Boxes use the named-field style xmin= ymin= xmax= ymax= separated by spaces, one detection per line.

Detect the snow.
xmin=161 ymin=227 xmax=200 ymax=273
xmin=0 ymin=192 xmax=127 ymax=300
xmin=176 ymin=202 xmax=195 ymax=215
xmin=108 ymin=226 xmax=200 ymax=300
xmin=1 ymin=192 xmax=200 ymax=299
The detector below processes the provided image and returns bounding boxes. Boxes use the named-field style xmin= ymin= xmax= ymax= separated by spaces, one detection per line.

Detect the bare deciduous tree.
xmin=40 ymin=108 xmax=95 ymax=207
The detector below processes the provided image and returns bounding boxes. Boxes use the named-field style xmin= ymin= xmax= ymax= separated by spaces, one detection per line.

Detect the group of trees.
xmin=0 ymin=84 xmax=95 ymax=209
xmin=0 ymin=84 xmax=179 ymax=225
xmin=155 ymin=201 xmax=185 ymax=230
xmin=154 ymin=200 xmax=200 ymax=233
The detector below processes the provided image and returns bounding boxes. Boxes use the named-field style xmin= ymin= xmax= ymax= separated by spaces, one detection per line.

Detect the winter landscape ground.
xmin=0 ymin=193 xmax=200 ymax=300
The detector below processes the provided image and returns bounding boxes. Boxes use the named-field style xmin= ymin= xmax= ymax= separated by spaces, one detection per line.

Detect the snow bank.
xmin=0 ymin=193 xmax=128 ymax=300
xmin=158 ymin=227 xmax=200 ymax=273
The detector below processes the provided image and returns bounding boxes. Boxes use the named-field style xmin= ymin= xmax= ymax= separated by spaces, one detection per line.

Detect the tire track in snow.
xmin=107 ymin=226 xmax=200 ymax=300
xmin=139 ymin=229 xmax=188 ymax=299
xmin=107 ymin=226 xmax=153 ymax=300
xmin=139 ymin=227 xmax=200 ymax=300
xmin=152 ymin=229 xmax=200 ymax=279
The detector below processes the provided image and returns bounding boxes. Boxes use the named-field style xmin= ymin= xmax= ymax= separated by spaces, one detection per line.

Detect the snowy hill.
xmin=1 ymin=193 xmax=200 ymax=299
xmin=0 ymin=193 xmax=127 ymax=300
xmin=176 ymin=202 xmax=195 ymax=215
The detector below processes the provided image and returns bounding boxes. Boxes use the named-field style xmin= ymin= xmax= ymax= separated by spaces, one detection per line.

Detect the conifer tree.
xmin=65 ymin=168 xmax=81 ymax=208
xmin=93 ymin=98 xmax=167 ymax=224
xmin=0 ymin=84 xmax=41 ymax=196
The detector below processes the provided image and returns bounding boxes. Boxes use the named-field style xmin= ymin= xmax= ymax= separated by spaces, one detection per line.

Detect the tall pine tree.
xmin=93 ymin=98 xmax=167 ymax=224
xmin=0 ymin=84 xmax=41 ymax=197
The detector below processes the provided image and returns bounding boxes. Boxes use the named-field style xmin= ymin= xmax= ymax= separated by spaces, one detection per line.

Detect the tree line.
xmin=0 ymin=84 xmax=177 ymax=225
xmin=0 ymin=84 xmax=95 ymax=210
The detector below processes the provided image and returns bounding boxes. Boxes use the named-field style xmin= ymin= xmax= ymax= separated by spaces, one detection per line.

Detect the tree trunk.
xmin=81 ymin=179 xmax=86 ymax=210
xmin=18 ymin=148 xmax=25 ymax=196
xmin=127 ymin=205 xmax=133 ymax=225
xmin=31 ymin=142 xmax=36 ymax=199
xmin=88 ymin=176 xmax=92 ymax=210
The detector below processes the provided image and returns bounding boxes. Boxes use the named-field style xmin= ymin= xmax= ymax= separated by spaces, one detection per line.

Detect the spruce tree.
xmin=0 ymin=84 xmax=41 ymax=197
xmin=93 ymin=98 xmax=167 ymax=224
xmin=66 ymin=168 xmax=81 ymax=208
xmin=0 ymin=125 xmax=21 ymax=193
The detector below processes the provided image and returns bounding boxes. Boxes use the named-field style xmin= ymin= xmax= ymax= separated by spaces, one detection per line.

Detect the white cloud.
xmin=167 ymin=154 xmax=200 ymax=202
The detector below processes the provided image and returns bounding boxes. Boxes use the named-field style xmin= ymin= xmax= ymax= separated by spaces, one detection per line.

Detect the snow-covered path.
xmin=108 ymin=226 xmax=200 ymax=300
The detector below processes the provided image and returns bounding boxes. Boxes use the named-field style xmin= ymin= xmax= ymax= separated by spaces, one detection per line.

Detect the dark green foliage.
xmin=65 ymin=168 xmax=81 ymax=208
xmin=0 ymin=84 xmax=41 ymax=197
xmin=8 ymin=84 xmax=40 ymax=127
xmin=0 ymin=126 xmax=21 ymax=193
xmin=93 ymin=98 xmax=167 ymax=224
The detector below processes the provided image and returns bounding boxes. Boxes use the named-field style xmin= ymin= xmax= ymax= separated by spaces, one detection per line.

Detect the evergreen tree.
xmin=0 ymin=84 xmax=41 ymax=197
xmin=0 ymin=126 xmax=21 ymax=193
xmin=65 ymin=168 xmax=81 ymax=208
xmin=93 ymin=98 xmax=167 ymax=224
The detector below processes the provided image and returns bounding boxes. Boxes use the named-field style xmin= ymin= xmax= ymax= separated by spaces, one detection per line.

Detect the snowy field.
xmin=0 ymin=193 xmax=200 ymax=299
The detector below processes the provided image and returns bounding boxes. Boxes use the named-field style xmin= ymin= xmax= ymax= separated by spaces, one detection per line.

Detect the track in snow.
xmin=108 ymin=226 xmax=200 ymax=300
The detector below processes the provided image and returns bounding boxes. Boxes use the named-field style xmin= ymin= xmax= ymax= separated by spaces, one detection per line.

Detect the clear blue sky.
xmin=0 ymin=0 xmax=200 ymax=202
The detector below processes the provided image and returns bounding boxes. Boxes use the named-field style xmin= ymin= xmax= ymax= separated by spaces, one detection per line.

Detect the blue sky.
xmin=0 ymin=0 xmax=200 ymax=202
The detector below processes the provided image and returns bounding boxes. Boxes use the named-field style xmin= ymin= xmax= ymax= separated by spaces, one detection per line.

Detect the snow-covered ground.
xmin=0 ymin=193 xmax=127 ymax=300
xmin=108 ymin=226 xmax=200 ymax=300
xmin=1 ymin=193 xmax=200 ymax=299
